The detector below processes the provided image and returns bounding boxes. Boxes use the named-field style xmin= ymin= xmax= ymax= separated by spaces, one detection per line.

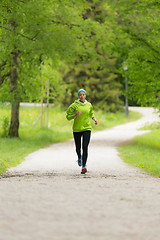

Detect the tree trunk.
xmin=8 ymin=49 xmax=20 ymax=138
xmin=9 ymin=102 xmax=20 ymax=137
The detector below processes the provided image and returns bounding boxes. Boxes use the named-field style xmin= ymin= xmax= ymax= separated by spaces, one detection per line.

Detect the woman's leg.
xmin=73 ymin=132 xmax=82 ymax=159
xmin=82 ymin=131 xmax=91 ymax=167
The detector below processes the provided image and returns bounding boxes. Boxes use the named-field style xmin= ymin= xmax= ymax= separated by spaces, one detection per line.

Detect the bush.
xmin=1 ymin=116 xmax=10 ymax=137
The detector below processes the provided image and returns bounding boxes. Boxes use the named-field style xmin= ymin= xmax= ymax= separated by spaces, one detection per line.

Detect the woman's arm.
xmin=89 ymin=104 xmax=98 ymax=125
xmin=66 ymin=104 xmax=76 ymax=120
xmin=66 ymin=103 xmax=81 ymax=120
xmin=92 ymin=117 xmax=98 ymax=125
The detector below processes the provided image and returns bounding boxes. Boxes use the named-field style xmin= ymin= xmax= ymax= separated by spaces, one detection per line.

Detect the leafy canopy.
xmin=108 ymin=0 xmax=160 ymax=108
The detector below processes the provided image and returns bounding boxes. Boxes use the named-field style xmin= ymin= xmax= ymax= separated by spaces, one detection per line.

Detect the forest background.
xmin=0 ymin=0 xmax=160 ymax=138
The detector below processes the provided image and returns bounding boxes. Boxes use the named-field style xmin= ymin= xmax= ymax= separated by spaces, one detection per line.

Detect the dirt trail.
xmin=0 ymin=107 xmax=160 ymax=240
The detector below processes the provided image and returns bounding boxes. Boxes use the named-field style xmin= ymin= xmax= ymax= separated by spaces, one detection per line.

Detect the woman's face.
xmin=79 ymin=92 xmax=86 ymax=102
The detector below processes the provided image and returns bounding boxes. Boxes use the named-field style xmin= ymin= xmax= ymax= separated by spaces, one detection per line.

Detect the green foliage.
xmin=1 ymin=0 xmax=159 ymax=137
xmin=0 ymin=103 xmax=11 ymax=137
xmin=140 ymin=117 xmax=160 ymax=130
xmin=1 ymin=0 xmax=159 ymax=112
xmin=118 ymin=129 xmax=160 ymax=177
xmin=108 ymin=0 xmax=160 ymax=108
xmin=62 ymin=60 xmax=123 ymax=112
xmin=0 ymin=161 xmax=7 ymax=175
xmin=0 ymin=0 xmax=95 ymax=136
xmin=1 ymin=116 xmax=10 ymax=137
xmin=22 ymin=59 xmax=66 ymax=103
xmin=61 ymin=0 xmax=123 ymax=112
xmin=0 ymin=0 xmax=87 ymax=101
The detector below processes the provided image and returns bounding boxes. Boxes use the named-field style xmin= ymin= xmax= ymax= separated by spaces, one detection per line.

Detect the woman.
xmin=66 ymin=89 xmax=98 ymax=174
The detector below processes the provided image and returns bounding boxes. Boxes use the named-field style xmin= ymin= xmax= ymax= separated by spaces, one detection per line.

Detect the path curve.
xmin=0 ymin=107 xmax=160 ymax=240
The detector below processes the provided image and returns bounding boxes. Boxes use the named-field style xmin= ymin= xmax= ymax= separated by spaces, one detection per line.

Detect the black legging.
xmin=73 ymin=131 xmax=91 ymax=167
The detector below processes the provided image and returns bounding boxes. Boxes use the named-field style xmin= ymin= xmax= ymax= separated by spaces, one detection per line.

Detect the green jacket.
xmin=66 ymin=99 xmax=94 ymax=132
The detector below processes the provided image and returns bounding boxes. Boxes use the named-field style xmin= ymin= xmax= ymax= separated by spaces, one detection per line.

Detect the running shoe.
xmin=81 ymin=166 xmax=87 ymax=174
xmin=77 ymin=157 xmax=82 ymax=167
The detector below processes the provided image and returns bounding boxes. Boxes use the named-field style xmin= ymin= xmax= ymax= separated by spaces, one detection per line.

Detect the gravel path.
xmin=0 ymin=107 xmax=160 ymax=240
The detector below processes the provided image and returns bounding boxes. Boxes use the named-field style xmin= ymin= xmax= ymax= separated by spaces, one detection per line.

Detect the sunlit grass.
xmin=91 ymin=110 xmax=141 ymax=131
xmin=0 ymin=103 xmax=141 ymax=174
xmin=118 ymin=129 xmax=160 ymax=177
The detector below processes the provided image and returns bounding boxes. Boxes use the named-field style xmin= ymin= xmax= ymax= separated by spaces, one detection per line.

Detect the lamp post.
xmin=123 ymin=62 xmax=129 ymax=117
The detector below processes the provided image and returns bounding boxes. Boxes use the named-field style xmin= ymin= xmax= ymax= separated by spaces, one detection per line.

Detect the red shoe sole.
xmin=81 ymin=168 xmax=87 ymax=174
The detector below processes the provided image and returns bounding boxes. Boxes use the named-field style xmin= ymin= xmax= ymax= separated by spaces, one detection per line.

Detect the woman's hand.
xmin=94 ymin=119 xmax=98 ymax=125
xmin=93 ymin=117 xmax=98 ymax=125
xmin=75 ymin=111 xmax=81 ymax=116
xmin=72 ymin=111 xmax=81 ymax=118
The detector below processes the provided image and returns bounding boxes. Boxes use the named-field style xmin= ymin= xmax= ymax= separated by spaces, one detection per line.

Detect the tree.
xmin=0 ymin=0 xmax=88 ymax=137
xmin=61 ymin=0 xmax=123 ymax=112
xmin=107 ymin=0 xmax=160 ymax=108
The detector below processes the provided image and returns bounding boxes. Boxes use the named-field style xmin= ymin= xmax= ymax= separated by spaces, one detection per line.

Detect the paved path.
xmin=0 ymin=107 xmax=160 ymax=240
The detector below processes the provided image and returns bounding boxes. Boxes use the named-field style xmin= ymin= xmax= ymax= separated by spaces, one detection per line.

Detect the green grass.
xmin=91 ymin=109 xmax=141 ymax=132
xmin=0 ymin=103 xmax=141 ymax=174
xmin=141 ymin=121 xmax=160 ymax=130
xmin=118 ymin=129 xmax=160 ymax=177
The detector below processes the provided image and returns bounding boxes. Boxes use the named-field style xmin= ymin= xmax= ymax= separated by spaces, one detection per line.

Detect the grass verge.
xmin=0 ymin=104 xmax=141 ymax=174
xmin=118 ymin=128 xmax=160 ymax=177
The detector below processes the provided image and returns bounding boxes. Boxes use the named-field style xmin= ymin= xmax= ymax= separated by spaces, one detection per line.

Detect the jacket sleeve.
xmin=66 ymin=103 xmax=76 ymax=120
xmin=89 ymin=104 xmax=94 ymax=119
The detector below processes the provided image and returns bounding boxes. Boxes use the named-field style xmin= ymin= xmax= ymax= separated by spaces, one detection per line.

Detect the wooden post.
xmin=46 ymin=80 xmax=49 ymax=128
xmin=125 ymin=78 xmax=129 ymax=117
xmin=41 ymin=83 xmax=44 ymax=128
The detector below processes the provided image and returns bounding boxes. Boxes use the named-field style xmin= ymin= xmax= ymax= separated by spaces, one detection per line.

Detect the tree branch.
xmin=51 ymin=19 xmax=80 ymax=29
xmin=0 ymin=61 xmax=7 ymax=69
xmin=117 ymin=15 xmax=160 ymax=60
xmin=0 ymin=24 xmax=38 ymax=41
xmin=0 ymin=61 xmax=10 ymax=86
xmin=125 ymin=29 xmax=160 ymax=58
xmin=0 ymin=71 xmax=11 ymax=86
